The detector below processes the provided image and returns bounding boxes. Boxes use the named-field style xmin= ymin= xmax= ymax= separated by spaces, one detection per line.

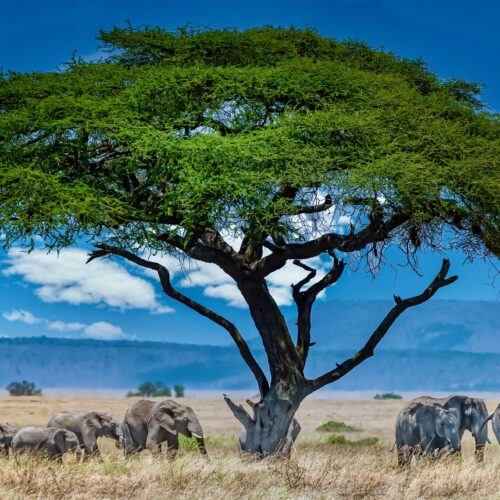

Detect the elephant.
xmin=481 ymin=403 xmax=500 ymax=444
xmin=413 ymin=395 xmax=489 ymax=460
xmin=47 ymin=411 xmax=123 ymax=459
xmin=238 ymin=418 xmax=301 ymax=456
xmin=121 ymin=399 xmax=206 ymax=456
xmin=12 ymin=426 xmax=81 ymax=461
xmin=395 ymin=402 xmax=461 ymax=466
xmin=0 ymin=422 xmax=18 ymax=457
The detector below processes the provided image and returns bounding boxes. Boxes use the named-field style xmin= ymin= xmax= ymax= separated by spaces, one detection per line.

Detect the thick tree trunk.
xmin=226 ymin=382 xmax=305 ymax=455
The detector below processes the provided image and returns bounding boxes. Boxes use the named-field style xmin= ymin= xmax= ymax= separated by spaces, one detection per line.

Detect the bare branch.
xmin=87 ymin=244 xmax=269 ymax=397
xmin=223 ymin=394 xmax=253 ymax=426
xmin=293 ymin=194 xmax=333 ymax=215
xmin=293 ymin=251 xmax=345 ymax=365
xmin=307 ymin=258 xmax=458 ymax=392
xmin=254 ymin=212 xmax=408 ymax=277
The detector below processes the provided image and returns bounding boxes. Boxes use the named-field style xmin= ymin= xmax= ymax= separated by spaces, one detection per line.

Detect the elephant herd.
xmin=0 ymin=395 xmax=498 ymax=464
xmin=0 ymin=399 xmax=206 ymax=461
xmin=395 ymin=395 xmax=500 ymax=465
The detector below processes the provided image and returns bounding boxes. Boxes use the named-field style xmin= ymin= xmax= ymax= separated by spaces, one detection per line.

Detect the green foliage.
xmin=316 ymin=420 xmax=360 ymax=433
xmin=174 ymin=385 xmax=185 ymax=397
xmin=126 ymin=381 xmax=171 ymax=397
xmin=0 ymin=26 xmax=498 ymax=258
xmin=328 ymin=435 xmax=378 ymax=447
xmin=374 ymin=392 xmax=403 ymax=400
xmin=6 ymin=380 xmax=42 ymax=396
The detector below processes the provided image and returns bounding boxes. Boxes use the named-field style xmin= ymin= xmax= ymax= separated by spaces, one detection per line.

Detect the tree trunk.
xmin=227 ymin=382 xmax=305 ymax=455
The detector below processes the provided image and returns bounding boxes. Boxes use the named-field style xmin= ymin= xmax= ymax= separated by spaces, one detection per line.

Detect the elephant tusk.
xmin=192 ymin=433 xmax=203 ymax=439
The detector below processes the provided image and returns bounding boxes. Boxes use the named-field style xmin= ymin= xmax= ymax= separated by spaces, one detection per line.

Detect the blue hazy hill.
xmin=0 ymin=337 xmax=499 ymax=391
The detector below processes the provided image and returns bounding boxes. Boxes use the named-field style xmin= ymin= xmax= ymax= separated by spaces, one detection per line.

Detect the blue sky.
xmin=0 ymin=0 xmax=498 ymax=345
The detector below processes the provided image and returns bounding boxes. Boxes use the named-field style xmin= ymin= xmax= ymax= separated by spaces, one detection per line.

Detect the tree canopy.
xmin=1 ymin=26 xmax=498 ymax=258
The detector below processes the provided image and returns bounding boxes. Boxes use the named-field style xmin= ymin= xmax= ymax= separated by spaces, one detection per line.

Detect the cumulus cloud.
xmin=3 ymin=248 xmax=173 ymax=314
xmin=83 ymin=321 xmax=125 ymax=340
xmin=2 ymin=309 xmax=43 ymax=325
xmin=2 ymin=308 xmax=126 ymax=340
xmin=47 ymin=320 xmax=86 ymax=332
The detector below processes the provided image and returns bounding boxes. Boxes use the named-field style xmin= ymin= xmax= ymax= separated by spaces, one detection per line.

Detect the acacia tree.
xmin=1 ymin=27 xmax=498 ymax=454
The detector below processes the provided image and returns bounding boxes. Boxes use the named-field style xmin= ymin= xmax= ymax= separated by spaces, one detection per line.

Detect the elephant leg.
xmin=164 ymin=432 xmax=179 ymax=457
xmin=146 ymin=421 xmax=167 ymax=456
xmin=475 ymin=445 xmax=485 ymax=462
xmin=397 ymin=445 xmax=409 ymax=466
xmin=46 ymin=445 xmax=63 ymax=461
xmin=419 ymin=435 xmax=435 ymax=458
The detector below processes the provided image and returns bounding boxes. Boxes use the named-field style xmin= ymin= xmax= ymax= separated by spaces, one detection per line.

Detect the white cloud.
xmin=2 ymin=309 xmax=43 ymax=325
xmin=204 ymin=283 xmax=246 ymax=308
xmin=83 ymin=321 xmax=126 ymax=340
xmin=2 ymin=308 xmax=126 ymax=340
xmin=3 ymin=248 xmax=173 ymax=314
xmin=47 ymin=320 xmax=86 ymax=332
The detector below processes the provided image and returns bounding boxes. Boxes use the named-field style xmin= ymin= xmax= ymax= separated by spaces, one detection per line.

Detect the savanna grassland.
xmin=0 ymin=397 xmax=499 ymax=499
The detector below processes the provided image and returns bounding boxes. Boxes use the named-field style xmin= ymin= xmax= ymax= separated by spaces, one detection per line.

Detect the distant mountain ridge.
xmin=1 ymin=336 xmax=499 ymax=392
xmin=283 ymin=300 xmax=499 ymax=353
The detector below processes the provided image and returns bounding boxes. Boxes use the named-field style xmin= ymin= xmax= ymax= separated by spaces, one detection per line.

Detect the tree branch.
xmin=292 ymin=251 xmax=345 ymax=365
xmin=293 ymin=194 xmax=333 ymax=215
xmin=307 ymin=258 xmax=458 ymax=393
xmin=254 ymin=212 xmax=408 ymax=277
xmin=223 ymin=394 xmax=253 ymax=426
xmin=87 ymin=244 xmax=269 ymax=397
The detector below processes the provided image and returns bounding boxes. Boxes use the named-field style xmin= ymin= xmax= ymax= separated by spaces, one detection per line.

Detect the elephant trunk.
xmin=195 ymin=436 xmax=207 ymax=455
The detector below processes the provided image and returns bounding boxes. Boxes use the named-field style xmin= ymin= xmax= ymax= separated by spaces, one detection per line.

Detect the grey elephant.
xmin=238 ymin=418 xmax=301 ymax=455
xmin=0 ymin=422 xmax=18 ymax=457
xmin=413 ymin=395 xmax=489 ymax=460
xmin=48 ymin=411 xmax=123 ymax=459
xmin=122 ymin=399 xmax=206 ymax=456
xmin=481 ymin=403 xmax=500 ymax=444
xmin=12 ymin=426 xmax=81 ymax=461
xmin=395 ymin=402 xmax=461 ymax=465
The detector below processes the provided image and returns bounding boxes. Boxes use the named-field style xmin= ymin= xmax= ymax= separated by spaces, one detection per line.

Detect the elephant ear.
xmin=86 ymin=413 xmax=103 ymax=432
xmin=152 ymin=408 xmax=177 ymax=436
xmin=435 ymin=411 xmax=446 ymax=438
xmin=53 ymin=429 xmax=67 ymax=452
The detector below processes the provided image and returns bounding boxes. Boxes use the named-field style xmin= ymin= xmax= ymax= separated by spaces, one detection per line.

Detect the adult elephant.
xmin=413 ymin=395 xmax=489 ymax=460
xmin=481 ymin=403 xmax=500 ymax=444
xmin=395 ymin=402 xmax=461 ymax=466
xmin=12 ymin=426 xmax=81 ymax=461
xmin=48 ymin=411 xmax=123 ymax=459
xmin=122 ymin=399 xmax=206 ymax=456
xmin=0 ymin=422 xmax=18 ymax=456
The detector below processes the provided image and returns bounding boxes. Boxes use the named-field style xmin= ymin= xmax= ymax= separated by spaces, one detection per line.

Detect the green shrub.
xmin=374 ymin=392 xmax=402 ymax=400
xmin=174 ymin=385 xmax=185 ymax=397
xmin=316 ymin=420 xmax=360 ymax=433
xmin=6 ymin=380 xmax=42 ymax=396
xmin=126 ymin=381 xmax=171 ymax=397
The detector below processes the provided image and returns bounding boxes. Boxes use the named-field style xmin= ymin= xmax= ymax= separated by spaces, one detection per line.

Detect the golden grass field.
xmin=0 ymin=396 xmax=499 ymax=499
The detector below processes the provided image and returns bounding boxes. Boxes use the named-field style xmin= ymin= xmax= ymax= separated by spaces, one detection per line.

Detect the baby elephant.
xmin=12 ymin=427 xmax=81 ymax=460
xmin=48 ymin=411 xmax=123 ymax=459
xmin=0 ymin=423 xmax=18 ymax=457
xmin=395 ymin=402 xmax=461 ymax=466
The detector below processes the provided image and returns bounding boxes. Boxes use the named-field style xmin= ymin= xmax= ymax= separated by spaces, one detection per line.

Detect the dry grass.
xmin=0 ymin=397 xmax=499 ymax=499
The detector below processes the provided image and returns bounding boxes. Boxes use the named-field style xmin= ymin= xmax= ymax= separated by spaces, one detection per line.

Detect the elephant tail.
xmin=480 ymin=413 xmax=494 ymax=432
